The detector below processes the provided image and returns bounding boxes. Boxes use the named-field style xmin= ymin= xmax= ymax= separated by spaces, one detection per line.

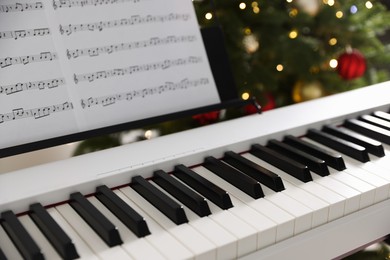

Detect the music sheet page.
xmin=0 ymin=0 xmax=220 ymax=149
xmin=0 ymin=1 xmax=78 ymax=149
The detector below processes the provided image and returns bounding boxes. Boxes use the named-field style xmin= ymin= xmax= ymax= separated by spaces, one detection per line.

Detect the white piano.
xmin=1 ymin=81 xmax=390 ymax=260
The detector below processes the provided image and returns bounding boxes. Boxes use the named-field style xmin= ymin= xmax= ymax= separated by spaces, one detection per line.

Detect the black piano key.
xmin=267 ymin=139 xmax=330 ymax=177
xmin=344 ymin=118 xmax=390 ymax=145
xmin=222 ymin=151 xmax=285 ymax=192
xmin=29 ymin=203 xmax=79 ymax=260
xmin=283 ymin=135 xmax=346 ymax=171
xmin=95 ymin=185 xmax=151 ymax=238
xmin=153 ymin=170 xmax=211 ymax=217
xmin=69 ymin=192 xmax=122 ymax=247
xmin=1 ymin=210 xmax=44 ymax=260
xmin=359 ymin=114 xmax=390 ymax=131
xmin=372 ymin=111 xmax=390 ymax=122
xmin=131 ymin=175 xmax=188 ymax=225
xmin=0 ymin=247 xmax=6 ymax=260
xmin=306 ymin=128 xmax=370 ymax=163
xmin=203 ymin=156 xmax=264 ymax=199
xmin=322 ymin=125 xmax=385 ymax=157
xmin=173 ymin=164 xmax=233 ymax=210
xmin=250 ymin=144 xmax=313 ymax=182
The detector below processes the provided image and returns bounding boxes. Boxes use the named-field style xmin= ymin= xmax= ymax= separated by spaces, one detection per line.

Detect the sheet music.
xmin=0 ymin=0 xmax=79 ymax=149
xmin=0 ymin=0 xmax=220 ymax=149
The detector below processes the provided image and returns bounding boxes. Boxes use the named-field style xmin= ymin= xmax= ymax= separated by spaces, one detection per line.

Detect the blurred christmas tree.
xmin=194 ymin=0 xmax=390 ymax=107
xmin=73 ymin=0 xmax=390 ymax=154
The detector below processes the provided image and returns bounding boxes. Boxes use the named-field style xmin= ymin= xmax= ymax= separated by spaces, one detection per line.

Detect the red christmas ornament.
xmin=244 ymin=103 xmax=258 ymax=115
xmin=261 ymin=93 xmax=276 ymax=111
xmin=192 ymin=110 xmax=220 ymax=125
xmin=337 ymin=49 xmax=366 ymax=80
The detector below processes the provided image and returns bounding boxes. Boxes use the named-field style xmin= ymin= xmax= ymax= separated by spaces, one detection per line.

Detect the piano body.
xmin=1 ymin=81 xmax=390 ymax=259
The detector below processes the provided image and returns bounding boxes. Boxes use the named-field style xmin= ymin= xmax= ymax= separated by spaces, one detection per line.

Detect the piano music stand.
xmin=0 ymin=26 xmax=260 ymax=159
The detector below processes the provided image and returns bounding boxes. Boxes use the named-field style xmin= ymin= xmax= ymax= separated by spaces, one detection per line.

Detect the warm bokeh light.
xmin=365 ymin=1 xmax=373 ymax=9
xmin=205 ymin=12 xmax=213 ymax=20
xmin=327 ymin=0 xmax=335 ymax=6
xmin=329 ymin=38 xmax=337 ymax=46
xmin=276 ymin=64 xmax=284 ymax=72
xmin=289 ymin=30 xmax=298 ymax=39
xmin=289 ymin=8 xmax=298 ymax=17
xmin=336 ymin=11 xmax=343 ymax=18
xmin=242 ymin=92 xmax=250 ymax=100
xmin=329 ymin=59 xmax=338 ymax=68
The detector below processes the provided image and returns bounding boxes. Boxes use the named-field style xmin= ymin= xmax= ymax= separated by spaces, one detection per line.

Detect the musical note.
xmin=0 ymin=2 xmax=44 ymax=13
xmin=66 ymin=35 xmax=197 ymax=59
xmin=52 ymin=0 xmax=143 ymax=9
xmin=74 ymin=56 xmax=203 ymax=84
xmin=0 ymin=28 xmax=50 ymax=40
xmin=0 ymin=52 xmax=58 ymax=68
xmin=80 ymin=77 xmax=210 ymax=109
xmin=0 ymin=78 xmax=65 ymax=96
xmin=59 ymin=13 xmax=191 ymax=35
xmin=0 ymin=102 xmax=74 ymax=124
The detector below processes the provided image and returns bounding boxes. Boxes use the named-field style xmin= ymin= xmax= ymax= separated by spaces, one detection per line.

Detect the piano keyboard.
xmin=0 ymin=82 xmax=390 ymax=260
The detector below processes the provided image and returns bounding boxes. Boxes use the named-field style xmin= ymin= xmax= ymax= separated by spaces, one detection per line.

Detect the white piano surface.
xmin=1 ymin=81 xmax=390 ymax=259
xmin=0 ymin=143 xmax=79 ymax=174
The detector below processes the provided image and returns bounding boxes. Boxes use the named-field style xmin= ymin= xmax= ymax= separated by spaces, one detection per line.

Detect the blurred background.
xmin=1 ymin=1 xmax=390 ymax=258
xmin=71 ymin=0 xmax=390 ymax=155
xmin=194 ymin=0 xmax=390 ymax=109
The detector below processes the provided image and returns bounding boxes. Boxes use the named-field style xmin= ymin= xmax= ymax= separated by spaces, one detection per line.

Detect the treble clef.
xmin=59 ymin=25 xmax=64 ymax=34
xmin=52 ymin=0 xmax=57 ymax=9
xmin=73 ymin=74 xmax=78 ymax=84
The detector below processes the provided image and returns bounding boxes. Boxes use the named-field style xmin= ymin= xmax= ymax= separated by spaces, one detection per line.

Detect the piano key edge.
xmin=1 ymin=81 xmax=389 ymax=214
xmin=239 ymin=198 xmax=390 ymax=260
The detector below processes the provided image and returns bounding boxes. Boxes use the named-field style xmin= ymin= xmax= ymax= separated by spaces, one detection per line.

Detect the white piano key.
xmin=87 ymin=196 xmax=166 ymax=260
xmin=160 ymin=176 xmax=277 ymax=250
xmin=194 ymin=165 xmax=313 ymax=235
xmin=121 ymin=185 xmax=217 ymax=260
xmin=314 ymin=136 xmax=390 ymax=203
xmin=367 ymin=144 xmax=390 ymax=172
xmin=228 ymin=198 xmax=277 ymax=248
xmin=302 ymin=137 xmax=378 ymax=208
xmin=204 ymin=201 xmax=257 ymax=257
xmin=313 ymin=172 xmax=361 ymax=214
xmin=185 ymin=215 xmax=237 ymax=260
xmin=0 ymin=223 xmax=23 ymax=260
xmin=361 ymin=161 xmax=390 ymax=195
xmin=308 ymin=140 xmax=390 ymax=203
xmin=150 ymin=178 xmax=238 ymax=259
xmin=114 ymin=189 xmax=194 ymax=260
xmin=18 ymin=215 xmax=62 ymax=260
xmin=298 ymin=138 xmax=363 ymax=214
xmin=56 ymin=204 xmax=133 ymax=260
xmin=190 ymin=165 xmax=279 ymax=246
xmin=47 ymin=208 xmax=98 ymax=260
xmin=192 ymin=166 xmax=296 ymax=241
xmin=242 ymin=153 xmax=345 ymax=221
xmin=344 ymin=165 xmax=389 ymax=203
xmin=242 ymin=153 xmax=332 ymax=225
xmin=328 ymin=171 xmax=375 ymax=209
xmin=193 ymin=165 xmax=295 ymax=242
xmin=368 ymin=144 xmax=390 ymax=170
xmin=362 ymin=161 xmax=390 ymax=186
xmin=262 ymin=187 xmax=313 ymax=234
